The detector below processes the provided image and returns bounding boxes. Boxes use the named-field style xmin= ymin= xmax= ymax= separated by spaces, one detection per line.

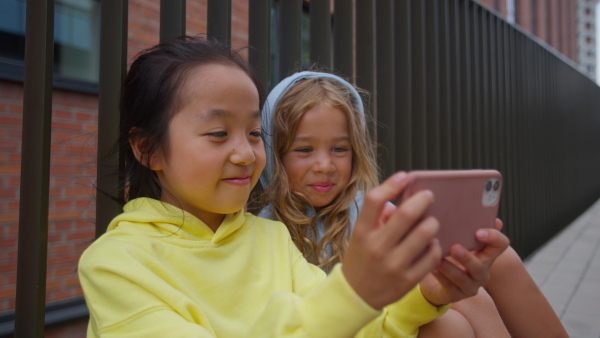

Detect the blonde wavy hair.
xmin=264 ymin=77 xmax=379 ymax=271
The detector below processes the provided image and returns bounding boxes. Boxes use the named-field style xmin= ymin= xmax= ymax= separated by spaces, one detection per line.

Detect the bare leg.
xmin=485 ymin=246 xmax=568 ymax=338
xmin=450 ymin=288 xmax=511 ymax=338
xmin=418 ymin=309 xmax=475 ymax=338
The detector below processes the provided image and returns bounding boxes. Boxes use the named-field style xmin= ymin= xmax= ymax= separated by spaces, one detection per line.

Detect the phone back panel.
xmin=398 ymin=170 xmax=502 ymax=256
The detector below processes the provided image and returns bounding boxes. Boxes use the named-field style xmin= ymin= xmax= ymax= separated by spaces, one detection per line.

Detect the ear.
xmin=129 ymin=128 xmax=162 ymax=171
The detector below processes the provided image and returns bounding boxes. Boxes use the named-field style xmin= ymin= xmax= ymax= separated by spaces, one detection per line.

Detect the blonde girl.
xmin=259 ymin=71 xmax=568 ymax=337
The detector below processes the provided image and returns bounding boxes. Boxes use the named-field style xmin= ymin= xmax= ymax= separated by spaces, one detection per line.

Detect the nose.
xmin=230 ymin=138 xmax=256 ymax=165
xmin=312 ymin=151 xmax=335 ymax=173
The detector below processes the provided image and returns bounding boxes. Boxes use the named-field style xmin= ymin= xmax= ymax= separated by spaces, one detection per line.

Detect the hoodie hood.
xmin=260 ymin=71 xmax=365 ymax=189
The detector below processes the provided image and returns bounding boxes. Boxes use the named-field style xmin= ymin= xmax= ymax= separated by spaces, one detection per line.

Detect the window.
xmin=0 ymin=0 xmax=100 ymax=93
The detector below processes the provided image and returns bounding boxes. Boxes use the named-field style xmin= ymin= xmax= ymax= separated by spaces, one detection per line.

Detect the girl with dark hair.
xmin=79 ymin=37 xmax=450 ymax=337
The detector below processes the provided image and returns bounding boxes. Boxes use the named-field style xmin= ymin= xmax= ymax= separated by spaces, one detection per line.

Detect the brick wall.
xmin=0 ymin=0 xmax=250 ymax=330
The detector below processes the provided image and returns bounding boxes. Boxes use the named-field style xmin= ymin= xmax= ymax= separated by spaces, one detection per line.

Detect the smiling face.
xmin=152 ymin=63 xmax=265 ymax=230
xmin=281 ymin=103 xmax=352 ymax=209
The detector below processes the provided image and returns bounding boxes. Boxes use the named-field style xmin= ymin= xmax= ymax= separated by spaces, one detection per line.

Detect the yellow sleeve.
xmin=356 ymin=285 xmax=450 ymax=337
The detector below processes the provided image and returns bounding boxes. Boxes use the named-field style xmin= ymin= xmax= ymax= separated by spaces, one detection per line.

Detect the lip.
xmin=309 ymin=182 xmax=334 ymax=193
xmin=222 ymin=176 xmax=251 ymax=186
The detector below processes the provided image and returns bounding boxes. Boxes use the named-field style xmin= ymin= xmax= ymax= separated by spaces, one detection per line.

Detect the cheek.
xmin=338 ymin=156 xmax=353 ymax=179
xmin=282 ymin=155 xmax=304 ymax=186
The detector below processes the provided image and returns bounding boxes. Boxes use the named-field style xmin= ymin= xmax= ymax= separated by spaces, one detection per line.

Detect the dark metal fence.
xmin=14 ymin=0 xmax=600 ymax=336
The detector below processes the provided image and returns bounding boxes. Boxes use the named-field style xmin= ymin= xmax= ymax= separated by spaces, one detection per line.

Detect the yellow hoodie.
xmin=78 ymin=198 xmax=447 ymax=337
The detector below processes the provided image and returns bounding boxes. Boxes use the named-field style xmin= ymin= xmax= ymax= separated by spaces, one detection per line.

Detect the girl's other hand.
xmin=419 ymin=219 xmax=510 ymax=306
xmin=342 ymin=172 xmax=443 ymax=310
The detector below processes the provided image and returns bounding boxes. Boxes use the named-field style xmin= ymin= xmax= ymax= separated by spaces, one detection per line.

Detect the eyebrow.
xmin=293 ymin=135 xmax=350 ymax=142
xmin=202 ymin=109 xmax=261 ymax=120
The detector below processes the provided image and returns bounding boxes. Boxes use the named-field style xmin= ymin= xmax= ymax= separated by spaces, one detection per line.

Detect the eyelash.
xmin=207 ymin=131 xmax=263 ymax=139
xmin=294 ymin=147 xmax=349 ymax=153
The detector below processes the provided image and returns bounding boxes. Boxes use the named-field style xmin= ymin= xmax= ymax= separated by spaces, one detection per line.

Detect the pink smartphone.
xmin=397 ymin=170 xmax=502 ymax=256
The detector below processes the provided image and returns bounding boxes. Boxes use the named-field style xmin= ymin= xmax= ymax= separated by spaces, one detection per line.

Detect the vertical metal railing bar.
xmin=523 ymin=34 xmax=533 ymax=253
xmin=438 ymin=0 xmax=452 ymax=169
xmin=505 ymin=26 xmax=515 ymax=249
xmin=469 ymin=4 xmax=481 ymax=169
xmin=375 ymin=0 xmax=395 ymax=179
xmin=355 ymin=0 xmax=375 ymax=138
xmin=207 ymin=0 xmax=231 ymax=45
xmin=513 ymin=31 xmax=525 ymax=254
xmin=538 ymin=44 xmax=547 ymax=245
xmin=524 ymin=38 xmax=536 ymax=252
xmin=14 ymin=1 xmax=54 ymax=336
xmin=160 ymin=0 xmax=186 ymax=43
xmin=333 ymin=0 xmax=353 ymax=79
xmin=489 ymin=14 xmax=498 ymax=172
xmin=504 ymin=23 xmax=517 ymax=243
xmin=482 ymin=9 xmax=492 ymax=170
xmin=459 ymin=0 xmax=472 ymax=168
xmin=530 ymin=37 xmax=540 ymax=252
xmin=394 ymin=0 xmax=412 ymax=172
xmin=278 ymin=0 xmax=302 ymax=81
xmin=310 ymin=0 xmax=332 ymax=71
xmin=540 ymin=47 xmax=550 ymax=229
xmin=496 ymin=19 xmax=508 ymax=229
xmin=95 ymin=1 xmax=128 ymax=238
xmin=410 ymin=0 xmax=427 ymax=169
xmin=448 ymin=0 xmax=462 ymax=168
xmin=424 ymin=0 xmax=440 ymax=169
xmin=249 ymin=0 xmax=271 ymax=91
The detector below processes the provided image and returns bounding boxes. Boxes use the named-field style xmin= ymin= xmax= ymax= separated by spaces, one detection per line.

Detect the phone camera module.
xmin=482 ymin=178 xmax=500 ymax=206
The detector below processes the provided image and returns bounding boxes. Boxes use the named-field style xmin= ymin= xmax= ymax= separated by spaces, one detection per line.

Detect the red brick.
xmin=45 ymin=279 xmax=62 ymax=290
xmin=5 ymin=225 xmax=19 ymax=235
xmin=6 ymin=249 xmax=18 ymax=260
xmin=52 ymin=200 xmax=72 ymax=208
xmin=0 ymin=116 xmax=22 ymax=126
xmin=0 ymin=262 xmax=17 ymax=273
xmin=50 ymin=266 xmax=76 ymax=277
xmin=64 ymin=276 xmax=81 ymax=287
xmin=0 ymin=287 xmax=16 ymax=299
xmin=49 ymin=166 xmax=80 ymax=175
xmin=47 ymin=254 xmax=80 ymax=266
xmin=0 ymin=165 xmax=20 ymax=174
xmin=52 ymin=121 xmax=82 ymax=132
xmin=7 ymin=104 xmax=22 ymax=113
xmin=48 ymin=210 xmax=81 ymax=220
xmin=50 ymin=244 xmax=73 ymax=254
xmin=53 ymin=109 xmax=73 ymax=119
xmin=0 ymin=188 xmax=16 ymax=198
xmin=0 ymin=140 xmax=19 ymax=151
xmin=53 ymin=132 xmax=74 ymax=142
xmin=0 ymin=213 xmax=18 ymax=223
xmin=66 ymin=230 xmax=95 ymax=241
xmin=8 ymin=152 xmax=21 ymax=163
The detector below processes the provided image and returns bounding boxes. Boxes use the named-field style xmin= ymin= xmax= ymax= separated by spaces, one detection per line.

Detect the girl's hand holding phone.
xmin=418 ymin=219 xmax=510 ymax=306
xmin=341 ymin=172 xmax=443 ymax=310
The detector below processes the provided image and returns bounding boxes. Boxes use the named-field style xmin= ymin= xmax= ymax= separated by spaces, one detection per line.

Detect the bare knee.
xmin=451 ymin=289 xmax=511 ymax=338
xmin=418 ymin=309 xmax=475 ymax=338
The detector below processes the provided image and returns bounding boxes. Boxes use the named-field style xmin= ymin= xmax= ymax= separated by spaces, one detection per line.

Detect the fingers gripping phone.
xmin=397 ymin=170 xmax=502 ymax=256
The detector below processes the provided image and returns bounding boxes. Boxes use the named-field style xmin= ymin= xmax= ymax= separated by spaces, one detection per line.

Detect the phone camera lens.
xmin=486 ymin=181 xmax=492 ymax=192
xmin=493 ymin=180 xmax=500 ymax=191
